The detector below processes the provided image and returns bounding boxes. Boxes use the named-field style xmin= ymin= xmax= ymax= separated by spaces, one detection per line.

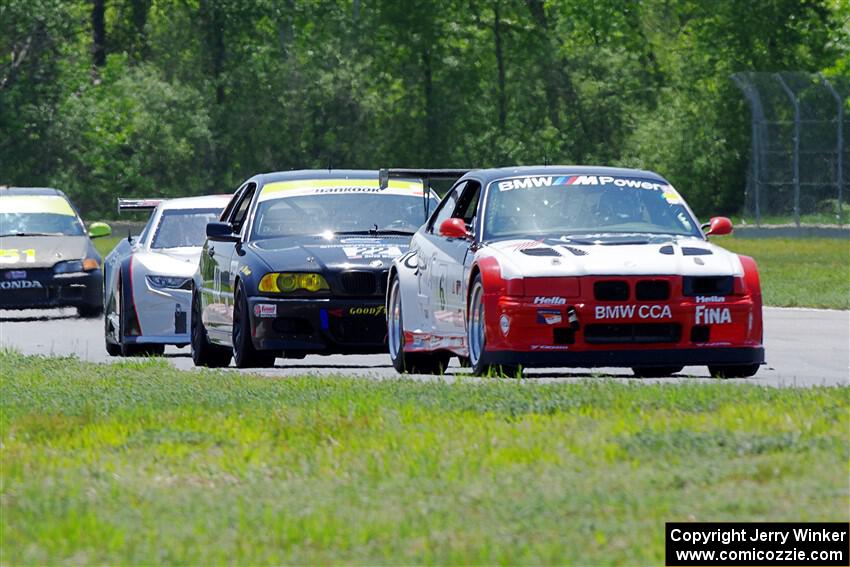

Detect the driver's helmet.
xmin=593 ymin=187 xmax=642 ymax=224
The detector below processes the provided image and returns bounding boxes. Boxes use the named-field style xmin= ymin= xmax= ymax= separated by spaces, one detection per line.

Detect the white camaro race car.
xmin=386 ymin=166 xmax=765 ymax=378
xmin=103 ymin=195 xmax=231 ymax=356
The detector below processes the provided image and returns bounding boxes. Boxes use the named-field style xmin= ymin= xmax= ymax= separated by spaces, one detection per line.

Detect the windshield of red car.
xmin=484 ymin=174 xmax=700 ymax=239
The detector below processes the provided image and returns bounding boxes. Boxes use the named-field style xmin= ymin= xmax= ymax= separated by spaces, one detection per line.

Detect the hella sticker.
xmin=253 ymin=304 xmax=276 ymax=318
xmin=695 ymin=305 xmax=732 ymax=324
xmin=4 ymin=270 xmax=27 ymax=280
xmin=696 ymin=295 xmax=726 ymax=303
xmin=537 ymin=310 xmax=563 ymax=325
xmin=533 ymin=296 xmax=566 ymax=305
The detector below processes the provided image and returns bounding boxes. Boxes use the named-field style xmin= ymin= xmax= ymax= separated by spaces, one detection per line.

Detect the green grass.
xmin=716 ymin=236 xmax=849 ymax=309
xmin=93 ymin=235 xmax=123 ymax=258
xmin=1 ymin=351 xmax=847 ymax=564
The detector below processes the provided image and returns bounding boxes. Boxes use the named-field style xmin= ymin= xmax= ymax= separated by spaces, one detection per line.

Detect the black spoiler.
xmin=116 ymin=198 xmax=165 ymax=214
xmin=378 ymin=168 xmax=472 ymax=190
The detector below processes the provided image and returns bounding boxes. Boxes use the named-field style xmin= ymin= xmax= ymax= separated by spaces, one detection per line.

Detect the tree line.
xmin=1 ymin=0 xmax=847 ymax=218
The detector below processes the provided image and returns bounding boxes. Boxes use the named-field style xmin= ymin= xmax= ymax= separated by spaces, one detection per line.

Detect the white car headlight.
xmin=146 ymin=275 xmax=191 ymax=289
xmin=54 ymin=260 xmax=84 ymax=274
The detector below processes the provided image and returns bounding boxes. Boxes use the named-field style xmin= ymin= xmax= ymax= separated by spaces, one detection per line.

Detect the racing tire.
xmin=708 ymin=364 xmax=760 ymax=379
xmin=78 ymin=304 xmax=103 ymax=319
xmin=632 ymin=366 xmax=684 ymax=378
xmin=466 ymin=273 xmax=521 ymax=377
xmin=232 ymin=283 xmax=276 ymax=369
xmin=104 ymin=307 xmax=121 ymax=357
xmin=121 ymin=343 xmax=165 ymax=357
xmin=387 ymin=274 xmax=450 ymax=375
xmin=190 ymin=291 xmax=231 ymax=368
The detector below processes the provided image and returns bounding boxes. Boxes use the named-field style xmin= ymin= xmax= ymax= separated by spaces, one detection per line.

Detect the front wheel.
xmin=632 ymin=366 xmax=684 ymax=378
xmin=78 ymin=304 xmax=102 ymax=318
xmin=709 ymin=364 xmax=760 ymax=378
xmin=232 ymin=284 xmax=276 ymax=368
xmin=387 ymin=274 xmax=449 ymax=374
xmin=191 ymin=291 xmax=231 ymax=367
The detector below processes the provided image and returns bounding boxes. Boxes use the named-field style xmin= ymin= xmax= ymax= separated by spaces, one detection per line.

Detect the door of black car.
xmin=425 ymin=179 xmax=482 ymax=336
xmin=205 ymin=182 xmax=257 ymax=341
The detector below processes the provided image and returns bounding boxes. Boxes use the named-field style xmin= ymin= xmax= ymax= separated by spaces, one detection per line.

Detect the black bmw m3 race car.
xmin=0 ymin=187 xmax=112 ymax=317
xmin=191 ymin=169 xmax=439 ymax=368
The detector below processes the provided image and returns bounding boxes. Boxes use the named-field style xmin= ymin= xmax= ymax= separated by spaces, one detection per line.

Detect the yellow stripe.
xmin=262 ymin=178 xmax=422 ymax=196
xmin=0 ymin=195 xmax=76 ymax=216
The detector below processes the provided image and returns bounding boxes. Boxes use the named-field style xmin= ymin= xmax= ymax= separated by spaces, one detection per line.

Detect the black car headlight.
xmin=146 ymin=275 xmax=192 ymax=289
xmin=54 ymin=260 xmax=84 ymax=274
xmin=258 ymin=272 xmax=329 ymax=293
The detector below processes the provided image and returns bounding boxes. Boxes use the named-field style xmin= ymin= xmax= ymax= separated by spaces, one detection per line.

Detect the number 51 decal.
xmin=0 ymin=249 xmax=36 ymax=264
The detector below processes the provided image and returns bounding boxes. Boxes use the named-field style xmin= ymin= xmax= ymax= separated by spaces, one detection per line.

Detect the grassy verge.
xmin=93 ymin=235 xmax=123 ymax=258
xmin=2 ymin=351 xmax=847 ymax=564
xmin=716 ymin=236 xmax=849 ymax=309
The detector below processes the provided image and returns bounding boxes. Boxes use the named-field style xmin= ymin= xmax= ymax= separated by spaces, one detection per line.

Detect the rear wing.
xmin=378 ymin=168 xmax=472 ymax=190
xmin=116 ymin=198 xmax=165 ymax=214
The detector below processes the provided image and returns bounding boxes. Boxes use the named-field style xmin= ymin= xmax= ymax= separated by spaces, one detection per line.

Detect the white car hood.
xmin=135 ymin=247 xmax=202 ymax=277
xmin=483 ymin=237 xmax=743 ymax=279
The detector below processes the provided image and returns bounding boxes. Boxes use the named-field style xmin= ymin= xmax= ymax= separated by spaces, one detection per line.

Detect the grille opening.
xmin=594 ymin=280 xmax=629 ymax=301
xmin=340 ymin=271 xmax=378 ymax=295
xmin=553 ymin=328 xmax=575 ymax=345
xmin=635 ymin=280 xmax=670 ymax=301
xmin=520 ymin=247 xmax=561 ymax=257
xmin=329 ymin=317 xmax=387 ymax=344
xmin=272 ymin=317 xmax=313 ymax=334
xmin=683 ymin=276 xmax=733 ymax=296
xmin=584 ymin=323 xmax=681 ymax=344
xmin=690 ymin=325 xmax=710 ymax=343
xmin=682 ymin=247 xmax=713 ymax=256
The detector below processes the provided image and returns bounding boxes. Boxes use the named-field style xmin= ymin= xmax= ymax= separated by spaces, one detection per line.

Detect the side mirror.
xmin=88 ymin=222 xmax=112 ymax=238
xmin=439 ymin=218 xmax=470 ymax=239
xmin=206 ymin=221 xmax=240 ymax=242
xmin=702 ymin=216 xmax=733 ymax=236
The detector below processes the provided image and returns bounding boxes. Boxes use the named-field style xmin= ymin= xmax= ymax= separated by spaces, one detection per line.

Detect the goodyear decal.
xmin=0 ymin=195 xmax=76 ymax=215
xmin=496 ymin=175 xmax=676 ymax=194
xmin=259 ymin=178 xmax=424 ymax=202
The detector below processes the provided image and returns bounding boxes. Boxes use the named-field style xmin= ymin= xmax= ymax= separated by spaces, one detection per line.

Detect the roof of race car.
xmin=465 ymin=165 xmax=668 ymax=184
xmin=158 ymin=194 xmax=232 ymax=211
xmin=0 ymin=186 xmax=67 ymax=197
xmin=254 ymin=169 xmax=398 ymax=184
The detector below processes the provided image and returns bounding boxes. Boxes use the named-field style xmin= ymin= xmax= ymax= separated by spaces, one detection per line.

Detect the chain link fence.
xmin=732 ymin=71 xmax=849 ymax=226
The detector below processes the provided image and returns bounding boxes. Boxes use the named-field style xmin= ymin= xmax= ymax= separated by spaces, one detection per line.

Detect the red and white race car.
xmin=385 ymin=166 xmax=764 ymax=377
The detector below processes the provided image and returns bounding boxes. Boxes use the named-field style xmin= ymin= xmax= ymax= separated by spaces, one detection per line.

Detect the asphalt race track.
xmin=1 ymin=307 xmax=847 ymax=387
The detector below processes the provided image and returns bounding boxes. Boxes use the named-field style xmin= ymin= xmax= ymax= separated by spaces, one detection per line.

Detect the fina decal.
xmin=533 ymin=296 xmax=566 ymax=305
xmin=497 ymin=175 xmax=672 ymax=193
xmin=253 ymin=304 xmax=276 ymax=318
xmin=342 ymin=245 xmax=402 ymax=259
xmin=594 ymin=304 xmax=672 ymax=319
xmin=696 ymin=295 xmax=726 ymax=303
xmin=695 ymin=305 xmax=732 ymax=324
xmin=536 ymin=310 xmax=563 ymax=325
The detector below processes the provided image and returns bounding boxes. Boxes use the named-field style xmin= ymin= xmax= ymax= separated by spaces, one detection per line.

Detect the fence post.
xmin=821 ymin=75 xmax=844 ymax=226
xmin=775 ymin=74 xmax=801 ymax=227
xmin=732 ymin=73 xmax=763 ymax=225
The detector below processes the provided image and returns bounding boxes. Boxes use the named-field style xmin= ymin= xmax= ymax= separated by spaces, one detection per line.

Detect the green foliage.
xmin=0 ymin=0 xmax=847 ymax=216
xmin=1 ymin=351 xmax=847 ymax=563
xmin=717 ymin=236 xmax=850 ymax=309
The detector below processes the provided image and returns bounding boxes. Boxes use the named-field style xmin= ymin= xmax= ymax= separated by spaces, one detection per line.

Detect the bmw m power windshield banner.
xmin=665 ymin=522 xmax=849 ymax=566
